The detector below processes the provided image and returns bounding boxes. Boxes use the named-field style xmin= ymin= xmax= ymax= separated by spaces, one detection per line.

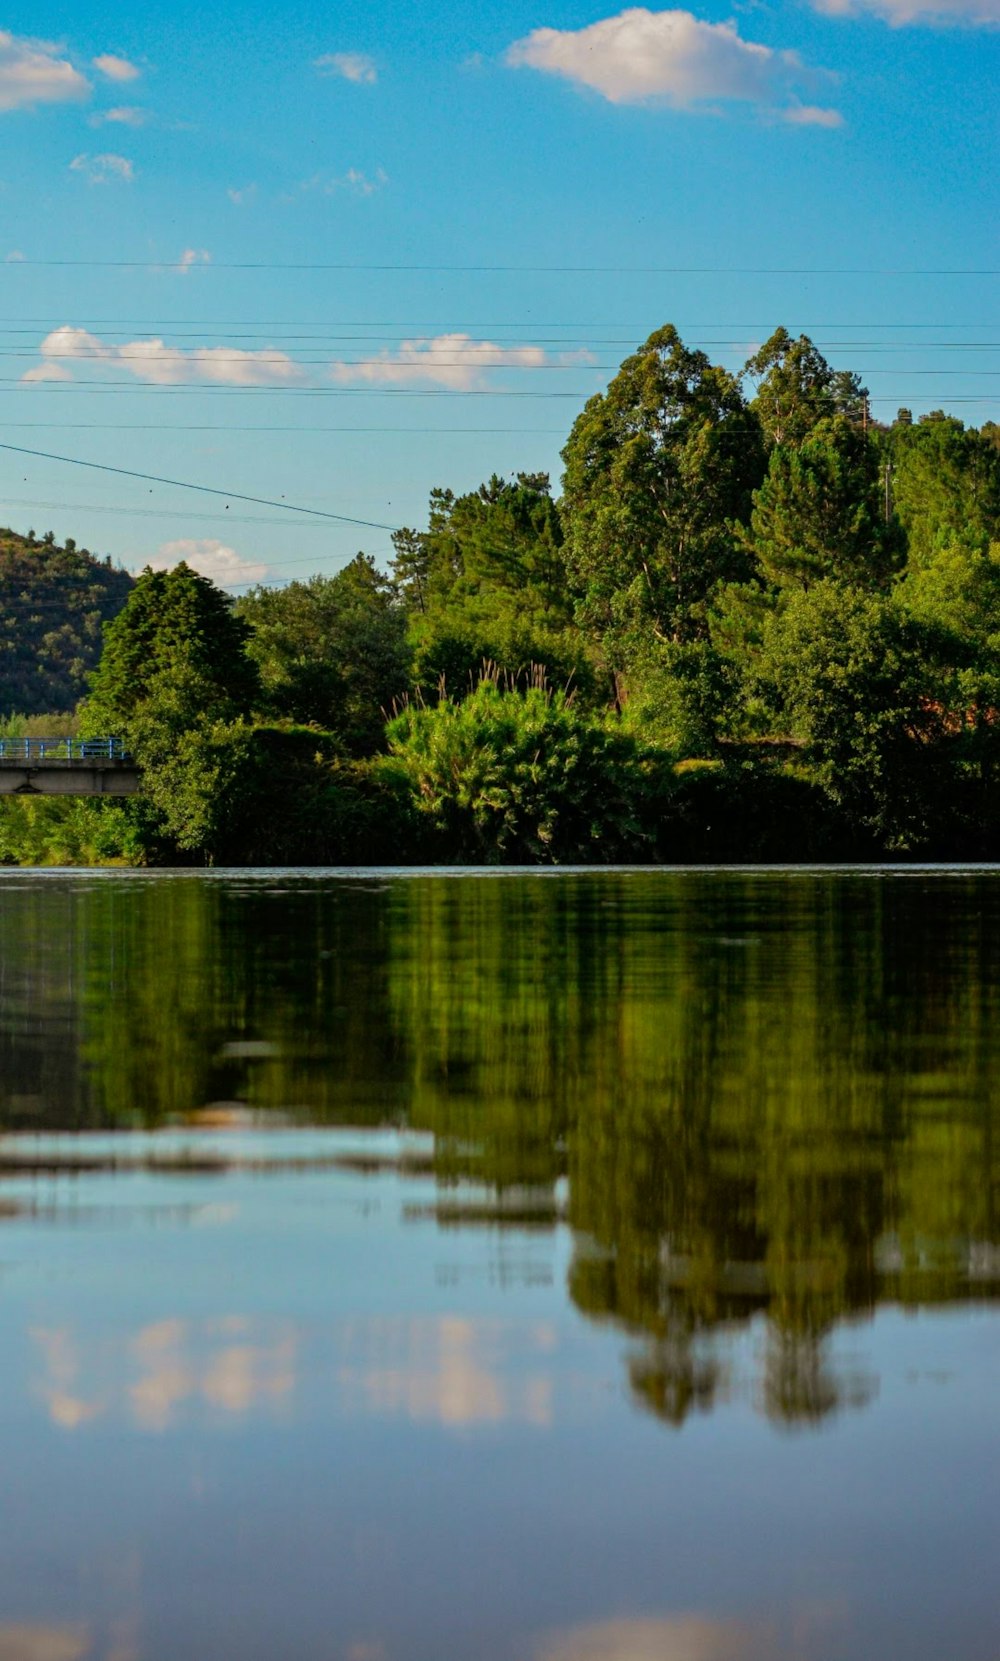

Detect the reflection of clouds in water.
xmin=0 ymin=1614 xmax=141 ymax=1661
xmin=31 ymin=1319 xmax=297 ymax=1433
xmin=337 ymin=1316 xmax=555 ymax=1427
xmin=31 ymin=1328 xmax=105 ymax=1430
xmin=129 ymin=1316 xmax=296 ymax=1431
xmin=535 ymin=1610 xmax=841 ymax=1661
xmin=31 ymin=1313 xmax=555 ymax=1432
xmin=0 ymin=1628 xmax=89 ymax=1661
xmin=536 ymin=1616 xmax=763 ymax=1661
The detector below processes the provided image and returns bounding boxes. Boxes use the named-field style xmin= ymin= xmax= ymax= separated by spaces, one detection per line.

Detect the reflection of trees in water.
xmin=1 ymin=870 xmax=998 ymax=1426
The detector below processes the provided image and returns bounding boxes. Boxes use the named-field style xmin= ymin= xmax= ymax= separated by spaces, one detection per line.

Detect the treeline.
xmin=2 ymin=322 xmax=1000 ymax=864
xmin=0 ymin=528 xmax=133 ymax=717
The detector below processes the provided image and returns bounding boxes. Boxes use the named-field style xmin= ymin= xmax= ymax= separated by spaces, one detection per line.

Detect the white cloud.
xmin=812 ymin=0 xmax=998 ymax=18
xmin=314 ymin=51 xmax=377 ymax=83
xmin=175 ymin=247 xmax=210 ymax=275
xmin=26 ymin=325 xmax=306 ymax=387
xmin=0 ymin=30 xmax=90 ymax=112
xmin=297 ymin=166 xmax=388 ymax=198
xmin=506 ymin=8 xmax=838 ymax=120
xmin=6 ymin=248 xmax=25 ymax=262
xmin=93 ymin=53 xmax=140 ymax=82
xmin=781 ymin=103 xmax=844 ymax=126
xmin=90 ymin=104 xmax=147 ymax=126
xmin=227 ymin=182 xmax=257 ymax=206
xmin=69 ymin=151 xmax=134 ymax=184
xmin=22 ymin=360 xmax=73 ymax=383
xmin=330 ymin=332 xmax=559 ymax=391
xmin=148 ymin=539 xmax=268 ymax=588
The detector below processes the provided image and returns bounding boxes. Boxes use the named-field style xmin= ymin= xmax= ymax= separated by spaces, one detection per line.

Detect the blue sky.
xmin=0 ymin=0 xmax=996 ymax=588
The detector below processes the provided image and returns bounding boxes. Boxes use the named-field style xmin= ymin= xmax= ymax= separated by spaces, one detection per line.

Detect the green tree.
xmin=746 ymin=416 xmax=901 ymax=590
xmin=82 ymin=563 xmax=260 ymax=860
xmin=887 ymin=415 xmax=1000 ymax=566
xmin=85 ymin=562 xmax=258 ymax=734
xmin=392 ymin=474 xmax=591 ymax=699
xmin=897 ymin=536 xmax=1000 ymax=846
xmin=237 ymin=554 xmax=411 ymax=754
xmin=749 ymin=581 xmax=938 ymax=845
xmin=560 ymin=325 xmax=765 ymax=663
xmin=744 ymin=328 xmax=868 ymax=450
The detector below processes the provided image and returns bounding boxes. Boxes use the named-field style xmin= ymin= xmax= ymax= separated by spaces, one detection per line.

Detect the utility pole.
xmin=884 ymin=459 xmax=893 ymax=522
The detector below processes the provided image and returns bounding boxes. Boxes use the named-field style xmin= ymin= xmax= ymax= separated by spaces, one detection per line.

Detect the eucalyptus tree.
xmin=560 ymin=325 xmax=766 ymax=669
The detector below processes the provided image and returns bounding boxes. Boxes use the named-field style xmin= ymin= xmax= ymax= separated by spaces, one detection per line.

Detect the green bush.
xmin=385 ymin=679 xmax=654 ymax=863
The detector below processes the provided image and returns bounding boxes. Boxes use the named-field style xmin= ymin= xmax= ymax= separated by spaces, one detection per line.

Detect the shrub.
xmin=385 ymin=679 xmax=653 ymax=863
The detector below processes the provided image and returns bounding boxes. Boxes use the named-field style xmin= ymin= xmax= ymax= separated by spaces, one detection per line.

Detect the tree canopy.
xmin=3 ymin=320 xmax=1000 ymax=867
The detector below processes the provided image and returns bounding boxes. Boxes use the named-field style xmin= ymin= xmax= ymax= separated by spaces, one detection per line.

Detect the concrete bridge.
xmin=0 ymin=738 xmax=139 ymax=796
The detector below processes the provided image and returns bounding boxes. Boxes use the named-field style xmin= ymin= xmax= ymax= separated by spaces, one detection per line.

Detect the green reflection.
xmin=0 ymin=871 xmax=996 ymax=1427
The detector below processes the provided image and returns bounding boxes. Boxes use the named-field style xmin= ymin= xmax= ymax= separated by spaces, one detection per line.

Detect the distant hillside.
xmin=0 ymin=528 xmax=134 ymax=716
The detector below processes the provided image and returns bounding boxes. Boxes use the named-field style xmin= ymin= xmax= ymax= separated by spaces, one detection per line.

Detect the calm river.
xmin=0 ymin=869 xmax=997 ymax=1661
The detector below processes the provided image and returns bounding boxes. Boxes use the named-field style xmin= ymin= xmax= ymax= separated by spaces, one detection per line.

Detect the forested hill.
xmin=0 ymin=528 xmax=133 ymax=716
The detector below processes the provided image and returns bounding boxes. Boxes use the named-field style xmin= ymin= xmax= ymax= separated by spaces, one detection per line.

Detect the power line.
xmin=0 ymin=494 xmax=365 ymax=530
xmin=0 ymin=423 xmax=571 ymax=434
xmin=4 ymin=384 xmax=996 ymax=400
xmin=4 ymin=259 xmax=998 ymax=274
xmin=0 ymin=318 xmax=996 ymax=328
xmin=3 ymin=343 xmax=990 ymax=360
xmin=0 ymin=441 xmax=397 ymax=531
xmin=3 ymin=339 xmax=999 ymax=351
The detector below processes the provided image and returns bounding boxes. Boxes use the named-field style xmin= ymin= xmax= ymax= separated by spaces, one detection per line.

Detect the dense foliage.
xmin=2 ymin=322 xmax=1000 ymax=865
xmin=0 ymin=527 xmax=132 ymax=716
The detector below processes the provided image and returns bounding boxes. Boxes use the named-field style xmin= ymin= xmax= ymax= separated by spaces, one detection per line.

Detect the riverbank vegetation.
xmin=2 ymin=323 xmax=999 ymax=864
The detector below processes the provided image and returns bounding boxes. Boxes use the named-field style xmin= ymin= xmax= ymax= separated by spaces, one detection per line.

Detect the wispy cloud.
xmin=781 ymin=102 xmax=844 ymax=126
xmin=24 ymin=326 xmax=305 ymax=387
xmin=90 ymin=103 xmax=147 ymax=127
xmin=314 ymin=52 xmax=377 ymax=84
xmin=69 ymin=152 xmax=134 ymax=185
xmin=811 ymin=0 xmax=998 ymax=20
xmin=175 ymin=248 xmax=210 ymax=276
xmin=295 ymin=166 xmax=388 ymax=199
xmin=329 ymin=332 xmax=574 ymax=391
xmin=506 ymin=7 xmax=840 ymax=123
xmin=0 ymin=30 xmax=90 ymax=112
xmin=148 ymin=539 xmax=268 ymax=588
xmin=92 ymin=53 xmax=141 ymax=83
xmin=227 ymin=182 xmax=257 ymax=206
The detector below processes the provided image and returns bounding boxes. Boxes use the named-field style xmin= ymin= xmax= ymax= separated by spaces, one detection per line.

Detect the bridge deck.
xmin=0 ymin=739 xmax=139 ymax=797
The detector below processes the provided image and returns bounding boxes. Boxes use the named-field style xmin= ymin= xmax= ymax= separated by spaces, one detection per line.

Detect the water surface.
xmin=0 ymin=869 xmax=997 ymax=1661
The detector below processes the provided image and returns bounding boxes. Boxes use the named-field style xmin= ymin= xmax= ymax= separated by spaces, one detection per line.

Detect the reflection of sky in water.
xmin=1 ymin=1142 xmax=997 ymax=1661
xmin=2 ymin=869 xmax=999 ymax=1661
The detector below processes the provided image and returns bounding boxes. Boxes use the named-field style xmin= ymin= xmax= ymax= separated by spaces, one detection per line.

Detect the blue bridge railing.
xmin=0 ymin=737 xmax=130 ymax=763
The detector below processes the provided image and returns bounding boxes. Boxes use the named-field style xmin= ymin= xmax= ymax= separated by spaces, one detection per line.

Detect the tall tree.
xmin=746 ymin=415 xmax=902 ymax=590
xmin=888 ymin=415 xmax=1000 ymax=566
xmin=85 ymin=562 xmax=257 ymax=735
xmin=82 ymin=564 xmax=260 ymax=858
xmin=745 ymin=328 xmax=868 ymax=449
xmin=560 ymin=325 xmax=765 ymax=664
